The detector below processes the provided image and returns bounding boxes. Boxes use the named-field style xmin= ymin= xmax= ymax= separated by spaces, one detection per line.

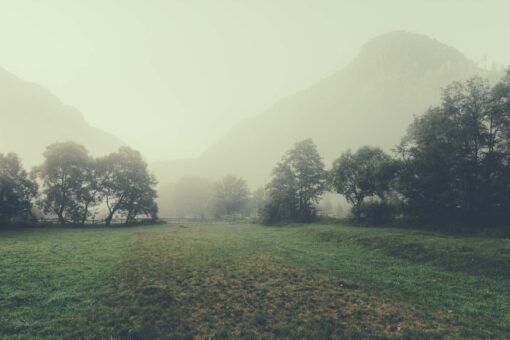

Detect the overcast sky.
xmin=1 ymin=0 xmax=509 ymax=161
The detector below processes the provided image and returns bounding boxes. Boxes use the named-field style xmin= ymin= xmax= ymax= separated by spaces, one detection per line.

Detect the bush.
xmin=259 ymin=201 xmax=282 ymax=226
xmin=359 ymin=199 xmax=397 ymax=225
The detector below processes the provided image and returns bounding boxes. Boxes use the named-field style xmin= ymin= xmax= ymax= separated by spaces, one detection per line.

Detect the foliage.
xmin=73 ymin=161 xmax=103 ymax=225
xmin=262 ymin=139 xmax=326 ymax=224
xmin=211 ymin=175 xmax=250 ymax=218
xmin=97 ymin=146 xmax=158 ymax=225
xmin=324 ymin=69 xmax=510 ymax=228
xmin=0 ymin=153 xmax=37 ymax=224
xmin=330 ymin=146 xmax=395 ymax=221
xmin=248 ymin=187 xmax=267 ymax=217
xmin=33 ymin=142 xmax=91 ymax=225
xmin=32 ymin=143 xmax=158 ymax=226
xmin=358 ymin=198 xmax=398 ymax=225
xmin=287 ymin=139 xmax=326 ymax=220
xmin=396 ymin=72 xmax=510 ymax=226
xmin=261 ymin=162 xmax=298 ymax=225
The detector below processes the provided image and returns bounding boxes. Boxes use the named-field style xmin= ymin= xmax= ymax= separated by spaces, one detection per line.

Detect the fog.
xmin=1 ymin=0 xmax=510 ymax=163
xmin=3 ymin=3 xmax=510 ymax=336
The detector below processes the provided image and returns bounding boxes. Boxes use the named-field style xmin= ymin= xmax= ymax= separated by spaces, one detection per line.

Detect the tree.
xmin=98 ymin=146 xmax=158 ymax=225
xmin=262 ymin=139 xmax=326 ymax=224
xmin=34 ymin=142 xmax=90 ymax=225
xmin=262 ymin=161 xmax=298 ymax=224
xmin=0 ymin=153 xmax=38 ymax=224
xmin=74 ymin=160 xmax=103 ymax=226
xmin=121 ymin=182 xmax=158 ymax=224
xmin=330 ymin=146 xmax=393 ymax=220
xmin=159 ymin=177 xmax=214 ymax=219
xmin=212 ymin=175 xmax=250 ymax=218
xmin=249 ymin=187 xmax=268 ymax=217
xmin=396 ymin=73 xmax=510 ymax=225
xmin=286 ymin=139 xmax=327 ymax=221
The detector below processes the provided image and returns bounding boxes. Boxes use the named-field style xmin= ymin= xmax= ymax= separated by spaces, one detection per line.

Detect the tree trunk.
xmin=354 ymin=199 xmax=363 ymax=221
xmin=105 ymin=212 xmax=114 ymax=226
xmin=125 ymin=211 xmax=134 ymax=225
xmin=57 ymin=206 xmax=66 ymax=225
xmin=81 ymin=202 xmax=90 ymax=227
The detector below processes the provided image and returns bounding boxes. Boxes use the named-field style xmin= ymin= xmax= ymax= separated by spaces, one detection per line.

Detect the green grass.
xmin=0 ymin=223 xmax=509 ymax=338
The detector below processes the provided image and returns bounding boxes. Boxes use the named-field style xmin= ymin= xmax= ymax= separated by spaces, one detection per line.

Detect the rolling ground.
xmin=0 ymin=223 xmax=509 ymax=338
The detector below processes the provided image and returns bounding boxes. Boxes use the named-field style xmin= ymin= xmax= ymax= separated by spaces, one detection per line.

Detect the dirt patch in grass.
xmin=74 ymin=227 xmax=467 ymax=339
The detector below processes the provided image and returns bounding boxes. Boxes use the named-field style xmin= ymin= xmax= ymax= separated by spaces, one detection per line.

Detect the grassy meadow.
xmin=0 ymin=222 xmax=509 ymax=338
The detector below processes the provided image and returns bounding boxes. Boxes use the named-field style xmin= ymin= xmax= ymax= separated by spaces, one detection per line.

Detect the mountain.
xmin=154 ymin=31 xmax=501 ymax=188
xmin=0 ymin=67 xmax=125 ymax=166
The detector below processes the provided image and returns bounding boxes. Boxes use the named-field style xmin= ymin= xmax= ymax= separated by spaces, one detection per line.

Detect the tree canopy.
xmin=212 ymin=175 xmax=250 ymax=218
xmin=0 ymin=153 xmax=37 ymax=224
xmin=98 ymin=146 xmax=158 ymax=225
xmin=31 ymin=143 xmax=158 ymax=226
xmin=262 ymin=139 xmax=326 ymax=224
xmin=34 ymin=142 xmax=91 ymax=225
xmin=330 ymin=146 xmax=394 ymax=220
xmin=396 ymin=73 xmax=510 ymax=225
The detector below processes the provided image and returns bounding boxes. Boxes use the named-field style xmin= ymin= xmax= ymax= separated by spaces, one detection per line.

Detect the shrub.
xmin=358 ymin=199 xmax=397 ymax=225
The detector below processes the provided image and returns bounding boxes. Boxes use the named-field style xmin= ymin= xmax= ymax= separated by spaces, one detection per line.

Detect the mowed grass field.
xmin=1 ymin=223 xmax=509 ymax=339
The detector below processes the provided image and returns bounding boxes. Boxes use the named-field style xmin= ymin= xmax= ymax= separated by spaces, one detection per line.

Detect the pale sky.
xmin=1 ymin=0 xmax=509 ymax=161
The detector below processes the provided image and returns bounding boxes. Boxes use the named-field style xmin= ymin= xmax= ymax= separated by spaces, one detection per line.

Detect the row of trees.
xmin=262 ymin=69 xmax=510 ymax=227
xmin=4 ymin=69 xmax=509 ymax=228
xmin=393 ymin=70 xmax=510 ymax=225
xmin=0 ymin=142 xmax=158 ymax=226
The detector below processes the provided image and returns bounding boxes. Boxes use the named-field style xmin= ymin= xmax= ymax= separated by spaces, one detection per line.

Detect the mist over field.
xmin=1 ymin=1 xmax=510 ymax=338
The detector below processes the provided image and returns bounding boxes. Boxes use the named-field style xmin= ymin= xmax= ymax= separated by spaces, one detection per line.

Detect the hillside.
xmin=154 ymin=31 xmax=500 ymax=187
xmin=0 ymin=67 xmax=125 ymax=166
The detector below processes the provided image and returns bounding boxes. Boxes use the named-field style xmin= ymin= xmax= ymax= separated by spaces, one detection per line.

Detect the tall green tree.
xmin=286 ymin=139 xmax=327 ymax=221
xmin=262 ymin=139 xmax=325 ymax=224
xmin=34 ymin=142 xmax=90 ymax=225
xmin=98 ymin=146 xmax=158 ymax=225
xmin=330 ymin=146 xmax=393 ymax=220
xmin=262 ymin=161 xmax=298 ymax=224
xmin=0 ymin=153 xmax=37 ymax=224
xmin=74 ymin=160 xmax=103 ymax=226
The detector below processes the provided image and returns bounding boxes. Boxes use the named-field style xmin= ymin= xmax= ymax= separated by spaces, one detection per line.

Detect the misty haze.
xmin=1 ymin=1 xmax=510 ymax=338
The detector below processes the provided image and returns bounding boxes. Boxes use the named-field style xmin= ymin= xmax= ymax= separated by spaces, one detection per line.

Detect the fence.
xmin=159 ymin=217 xmax=247 ymax=225
xmin=27 ymin=217 xmax=251 ymax=227
xmin=30 ymin=217 xmax=156 ymax=226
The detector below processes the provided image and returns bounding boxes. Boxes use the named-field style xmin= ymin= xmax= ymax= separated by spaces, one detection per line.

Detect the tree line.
xmin=0 ymin=142 xmax=158 ymax=226
xmin=3 ymin=69 xmax=509 ymax=229
xmin=262 ymin=69 xmax=510 ymax=228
